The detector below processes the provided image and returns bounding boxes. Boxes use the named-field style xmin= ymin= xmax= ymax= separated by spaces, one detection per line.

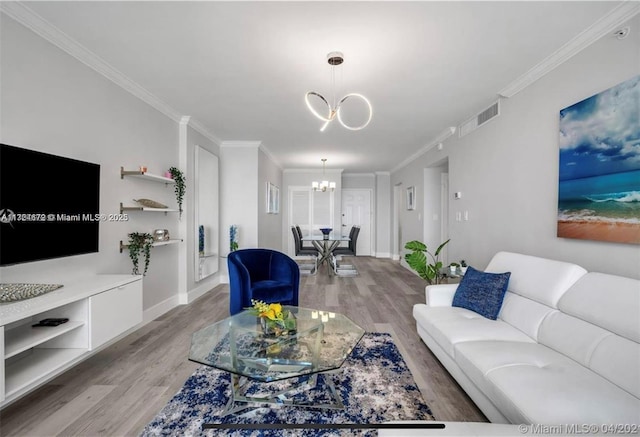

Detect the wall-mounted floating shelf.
xmin=120 ymin=167 xmax=175 ymax=184
xmin=119 ymin=239 xmax=182 ymax=253
xmin=119 ymin=203 xmax=179 ymax=214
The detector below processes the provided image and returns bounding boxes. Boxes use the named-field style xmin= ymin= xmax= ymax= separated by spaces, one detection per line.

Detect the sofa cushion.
xmin=498 ymin=292 xmax=557 ymax=341
xmin=558 ymin=272 xmax=640 ymax=343
xmin=485 ymin=252 xmax=586 ymax=308
xmin=539 ymin=310 xmax=640 ymax=399
xmin=455 ymin=340 xmax=567 ymax=406
xmin=452 ymin=266 xmax=510 ymax=320
xmin=413 ymin=304 xmax=533 ymax=359
xmin=455 ymin=340 xmax=640 ymax=424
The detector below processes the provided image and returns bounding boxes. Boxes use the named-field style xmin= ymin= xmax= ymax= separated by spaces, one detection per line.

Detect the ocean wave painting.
xmin=557 ymin=75 xmax=640 ymax=244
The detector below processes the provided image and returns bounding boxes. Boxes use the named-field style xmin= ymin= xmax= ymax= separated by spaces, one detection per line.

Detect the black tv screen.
xmin=0 ymin=144 xmax=100 ymax=266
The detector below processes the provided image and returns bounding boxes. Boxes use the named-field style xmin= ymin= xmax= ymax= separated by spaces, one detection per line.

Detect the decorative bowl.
xmin=153 ymin=229 xmax=170 ymax=241
xmin=319 ymin=228 xmax=333 ymax=235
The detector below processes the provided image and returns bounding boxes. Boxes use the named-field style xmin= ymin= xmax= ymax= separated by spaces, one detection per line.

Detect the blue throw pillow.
xmin=452 ymin=266 xmax=511 ymax=320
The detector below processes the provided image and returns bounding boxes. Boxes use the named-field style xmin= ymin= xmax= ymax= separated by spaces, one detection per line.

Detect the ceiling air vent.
xmin=459 ymin=100 xmax=500 ymax=138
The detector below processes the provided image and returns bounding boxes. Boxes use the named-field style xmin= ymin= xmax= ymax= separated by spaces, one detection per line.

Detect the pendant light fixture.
xmin=312 ymin=159 xmax=336 ymax=192
xmin=305 ymin=52 xmax=372 ymax=132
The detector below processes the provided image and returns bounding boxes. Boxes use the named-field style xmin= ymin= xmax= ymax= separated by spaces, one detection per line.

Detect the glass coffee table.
xmin=189 ymin=306 xmax=364 ymax=416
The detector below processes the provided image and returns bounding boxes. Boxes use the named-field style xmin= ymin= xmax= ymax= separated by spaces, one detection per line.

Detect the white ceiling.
xmin=11 ymin=1 xmax=628 ymax=173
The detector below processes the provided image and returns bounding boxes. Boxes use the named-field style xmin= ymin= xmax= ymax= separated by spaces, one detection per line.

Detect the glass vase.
xmin=259 ymin=311 xmax=296 ymax=337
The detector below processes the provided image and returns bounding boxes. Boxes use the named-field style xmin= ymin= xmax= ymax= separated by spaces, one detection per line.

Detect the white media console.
xmin=0 ymin=274 xmax=143 ymax=408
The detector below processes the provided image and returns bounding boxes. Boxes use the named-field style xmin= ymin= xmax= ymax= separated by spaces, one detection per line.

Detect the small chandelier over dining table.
xmin=312 ymin=159 xmax=336 ymax=192
xmin=305 ymin=52 xmax=373 ymax=132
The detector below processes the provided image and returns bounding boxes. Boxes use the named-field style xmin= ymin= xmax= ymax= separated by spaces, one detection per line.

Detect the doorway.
xmin=393 ymin=183 xmax=402 ymax=260
xmin=341 ymin=189 xmax=372 ymax=256
xmin=423 ymin=160 xmax=450 ymax=265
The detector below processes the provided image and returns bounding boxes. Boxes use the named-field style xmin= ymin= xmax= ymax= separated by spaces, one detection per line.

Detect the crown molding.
xmin=1 ymin=2 xmax=182 ymax=121
xmin=258 ymin=143 xmax=282 ymax=170
xmin=1 ymin=2 xmax=221 ymax=144
xmin=390 ymin=126 xmax=456 ymax=174
xmin=219 ymin=141 xmax=282 ymax=168
xmin=220 ymin=141 xmax=261 ymax=148
xmin=283 ymin=168 xmax=344 ymax=174
xmin=343 ymin=173 xmax=375 ymax=178
xmin=186 ymin=118 xmax=221 ymax=146
xmin=375 ymin=171 xmax=391 ymax=176
xmin=499 ymin=2 xmax=640 ymax=98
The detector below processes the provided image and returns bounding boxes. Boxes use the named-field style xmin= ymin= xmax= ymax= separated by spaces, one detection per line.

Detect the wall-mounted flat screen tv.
xmin=0 ymin=143 xmax=100 ymax=266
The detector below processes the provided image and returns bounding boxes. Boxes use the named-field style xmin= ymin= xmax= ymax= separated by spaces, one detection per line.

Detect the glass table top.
xmin=189 ymin=306 xmax=365 ymax=382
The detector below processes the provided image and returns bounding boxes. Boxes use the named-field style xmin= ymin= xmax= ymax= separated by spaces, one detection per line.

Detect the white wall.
xmin=0 ymin=15 xmax=186 ymax=310
xmin=342 ymin=174 xmax=375 ymax=190
xmin=220 ymin=142 xmax=259 ymax=252
xmin=392 ymin=15 xmax=640 ymax=279
xmin=375 ymin=172 xmax=392 ymax=257
xmin=258 ymin=148 xmax=283 ymax=250
xmin=392 ymin=157 xmax=428 ymax=263
xmin=184 ymin=123 xmax=221 ymax=301
xmin=423 ymin=167 xmax=445 ymax=261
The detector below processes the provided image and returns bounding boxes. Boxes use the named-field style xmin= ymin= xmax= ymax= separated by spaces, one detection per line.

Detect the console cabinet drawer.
xmin=89 ymin=281 xmax=142 ymax=349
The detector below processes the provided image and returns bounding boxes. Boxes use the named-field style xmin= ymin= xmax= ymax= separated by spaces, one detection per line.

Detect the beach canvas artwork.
xmin=557 ymin=75 xmax=640 ymax=244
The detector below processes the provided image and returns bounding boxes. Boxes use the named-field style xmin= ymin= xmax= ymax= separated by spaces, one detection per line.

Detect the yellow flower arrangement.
xmin=249 ymin=299 xmax=285 ymax=322
xmin=247 ymin=299 xmax=296 ymax=336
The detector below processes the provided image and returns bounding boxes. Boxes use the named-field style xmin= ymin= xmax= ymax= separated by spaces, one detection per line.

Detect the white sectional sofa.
xmin=412 ymin=251 xmax=640 ymax=425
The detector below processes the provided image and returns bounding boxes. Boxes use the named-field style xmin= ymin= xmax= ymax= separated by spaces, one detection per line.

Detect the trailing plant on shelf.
xmin=168 ymin=167 xmax=185 ymax=219
xmin=128 ymin=232 xmax=154 ymax=275
xmin=404 ymin=239 xmax=451 ymax=285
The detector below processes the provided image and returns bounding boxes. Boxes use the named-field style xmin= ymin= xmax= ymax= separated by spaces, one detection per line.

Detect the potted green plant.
xmin=448 ymin=262 xmax=460 ymax=275
xmin=404 ymin=239 xmax=450 ymax=285
xmin=459 ymin=260 xmax=468 ymax=275
xmin=168 ymin=167 xmax=185 ymax=219
xmin=128 ymin=232 xmax=154 ymax=275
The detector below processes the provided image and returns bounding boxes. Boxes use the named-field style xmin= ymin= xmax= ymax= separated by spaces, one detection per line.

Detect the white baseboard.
xmin=143 ymin=295 xmax=180 ymax=324
xmin=375 ymin=252 xmax=391 ymax=259
xmin=183 ymin=277 xmax=222 ymax=304
xmin=392 ymin=254 xmax=401 ymax=261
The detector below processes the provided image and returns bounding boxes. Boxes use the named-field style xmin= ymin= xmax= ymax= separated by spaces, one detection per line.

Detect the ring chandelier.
xmin=305 ymin=52 xmax=372 ymax=132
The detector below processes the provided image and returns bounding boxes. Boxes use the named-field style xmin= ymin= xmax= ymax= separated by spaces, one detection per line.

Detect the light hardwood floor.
xmin=0 ymin=257 xmax=486 ymax=436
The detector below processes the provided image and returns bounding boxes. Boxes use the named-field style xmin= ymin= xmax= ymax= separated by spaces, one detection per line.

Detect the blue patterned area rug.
xmin=141 ymin=332 xmax=434 ymax=436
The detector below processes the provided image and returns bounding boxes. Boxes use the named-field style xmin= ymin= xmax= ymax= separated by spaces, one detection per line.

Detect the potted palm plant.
xmin=404 ymin=239 xmax=450 ymax=285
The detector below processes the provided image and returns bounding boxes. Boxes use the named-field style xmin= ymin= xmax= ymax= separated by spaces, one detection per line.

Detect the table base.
xmin=221 ymin=371 xmax=344 ymax=416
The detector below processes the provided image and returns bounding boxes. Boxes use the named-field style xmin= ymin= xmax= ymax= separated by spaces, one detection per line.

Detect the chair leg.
xmin=298 ymin=254 xmax=318 ymax=276
xmin=333 ymin=254 xmax=358 ymax=276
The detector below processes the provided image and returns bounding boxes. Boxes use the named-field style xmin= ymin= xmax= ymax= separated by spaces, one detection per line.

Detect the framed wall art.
xmin=407 ymin=186 xmax=416 ymax=210
xmin=557 ymin=75 xmax=639 ymax=244
xmin=266 ymin=182 xmax=280 ymax=214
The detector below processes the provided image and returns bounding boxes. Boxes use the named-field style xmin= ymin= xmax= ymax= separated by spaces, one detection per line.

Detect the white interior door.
xmin=341 ymin=189 xmax=372 ymax=256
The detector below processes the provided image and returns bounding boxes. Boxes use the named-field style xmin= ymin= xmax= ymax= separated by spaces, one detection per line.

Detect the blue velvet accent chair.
xmin=228 ymin=248 xmax=300 ymax=315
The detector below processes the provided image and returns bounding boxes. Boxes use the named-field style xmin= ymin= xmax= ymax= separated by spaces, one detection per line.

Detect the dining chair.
xmin=331 ymin=225 xmax=360 ymax=276
xmin=333 ymin=225 xmax=360 ymax=257
xmin=295 ymin=225 xmax=318 ymax=252
xmin=227 ymin=248 xmax=300 ymax=315
xmin=291 ymin=226 xmax=318 ymax=274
